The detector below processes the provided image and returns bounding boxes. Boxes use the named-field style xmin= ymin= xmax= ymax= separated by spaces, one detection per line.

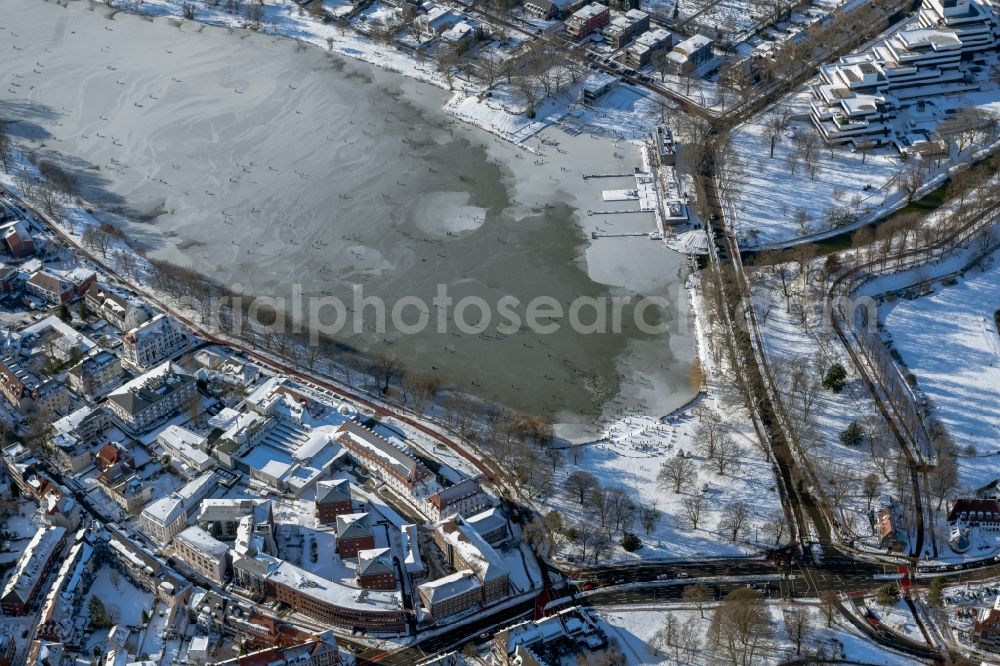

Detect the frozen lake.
xmin=1 ymin=0 xmax=694 ymax=431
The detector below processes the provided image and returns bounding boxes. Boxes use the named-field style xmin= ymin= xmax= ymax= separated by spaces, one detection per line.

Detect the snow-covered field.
xmin=728 ymin=96 xmax=903 ymax=247
xmin=598 ymin=602 xmax=919 ymax=664
xmin=883 ymin=248 xmax=1000 ymax=490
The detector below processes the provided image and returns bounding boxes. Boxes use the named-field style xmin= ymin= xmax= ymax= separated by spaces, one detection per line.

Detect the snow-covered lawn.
xmin=598 ymin=602 xmax=919 ymax=665
xmin=86 ymin=565 xmax=156 ymax=627
xmin=548 ymin=410 xmax=782 ymax=561
xmin=869 ymin=600 xmax=924 ymax=642
xmin=883 ymin=249 xmax=1000 ymax=491
xmin=729 ymin=101 xmax=902 ymax=247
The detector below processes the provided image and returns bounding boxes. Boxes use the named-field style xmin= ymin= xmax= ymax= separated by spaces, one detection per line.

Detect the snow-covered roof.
xmin=418 ymin=570 xmax=480 ymax=604
xmin=176 ymin=526 xmax=229 ymax=559
xmin=1 ymin=526 xmax=66 ymax=605
xmin=262 ymin=555 xmax=402 ymax=611
xmin=336 ymin=512 xmax=372 ymax=540
xmin=465 ymin=507 xmax=507 ymax=537
xmin=158 ymin=424 xmax=211 ymax=468
xmin=336 ymin=422 xmax=421 ymax=483
xmin=316 ymin=479 xmax=352 ymax=505
xmin=107 ymin=361 xmax=193 ymax=417
xmin=357 ymin=548 xmax=393 ymax=576
xmin=436 ymin=518 xmax=509 ymax=583
xmin=21 ymin=315 xmax=98 ymax=355
xmin=401 ymin=524 xmax=423 ymax=573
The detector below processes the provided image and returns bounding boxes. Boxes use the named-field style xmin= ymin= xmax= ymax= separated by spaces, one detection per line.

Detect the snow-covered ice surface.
xmin=0 ymin=0 xmax=696 ymax=424
xmin=883 ymin=249 xmax=1000 ymax=490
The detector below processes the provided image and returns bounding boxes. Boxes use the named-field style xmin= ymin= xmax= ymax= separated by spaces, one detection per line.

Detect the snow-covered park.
xmin=598 ymin=601 xmax=918 ymax=665
xmin=883 ymin=248 xmax=1000 ymax=491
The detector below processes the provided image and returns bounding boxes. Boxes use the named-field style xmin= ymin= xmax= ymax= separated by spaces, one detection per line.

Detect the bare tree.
xmin=761 ymin=510 xmax=788 ymax=545
xmin=709 ymin=588 xmax=773 ymax=666
xmin=0 ymin=124 xmax=12 ymax=172
xmin=374 ymin=352 xmax=402 ymax=394
xmin=681 ymin=495 xmax=707 ymax=530
xmin=639 ymin=504 xmax=661 ymax=535
xmin=683 ymin=583 xmax=712 ymax=618
xmin=659 ymin=455 xmax=697 ymax=493
xmin=710 ymin=435 xmax=742 ymax=476
xmin=764 ymin=106 xmax=791 ymax=158
xmin=694 ymin=409 xmax=727 ymax=459
xmin=863 ymin=472 xmax=879 ymax=512
xmin=113 ymin=248 xmax=138 ymax=279
xmin=718 ymin=500 xmax=751 ymax=542
xmin=783 ymin=606 xmax=811 ymax=655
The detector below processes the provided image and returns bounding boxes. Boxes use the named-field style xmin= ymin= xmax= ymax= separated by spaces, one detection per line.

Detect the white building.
xmin=85 ymin=282 xmax=150 ymax=332
xmin=665 ymin=34 xmax=713 ymax=74
xmin=121 ymin=314 xmax=189 ymax=371
xmin=810 ymin=0 xmax=1000 ymax=148
xmin=139 ymin=471 xmax=219 ymax=545
xmin=174 ymin=526 xmax=229 ymax=584
xmin=158 ymin=424 xmax=213 ymax=477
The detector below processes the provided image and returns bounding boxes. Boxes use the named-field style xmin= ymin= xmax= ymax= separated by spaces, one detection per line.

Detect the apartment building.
xmin=235 ymin=555 xmax=406 ymax=633
xmin=68 ymin=350 xmax=123 ymax=398
xmin=174 ymin=526 xmax=230 ymax=584
xmin=425 ymin=478 xmax=491 ymax=522
xmin=121 ymin=313 xmax=189 ymax=370
xmin=25 ymin=270 xmax=74 ymax=305
xmin=603 ymin=9 xmax=648 ymax=48
xmin=356 ymin=548 xmax=397 ymax=590
xmin=625 ymin=28 xmax=673 ymax=69
xmin=665 ymin=34 xmax=713 ymax=73
xmin=197 ymin=498 xmax=274 ymax=545
xmin=158 ymin=424 xmax=214 ymax=477
xmin=0 ymin=355 xmax=67 ymax=412
xmin=465 ymin=508 xmax=509 ymax=545
xmin=106 ymin=361 xmax=197 ymax=434
xmin=335 ymin=512 xmax=375 ymax=558
xmin=810 ymin=0 xmax=1000 ymax=147
xmin=0 ymin=527 xmax=68 ymax=615
xmin=140 ymin=471 xmax=219 ymax=545
xmin=84 ymin=282 xmax=150 ymax=332
xmin=434 ymin=517 xmax=510 ymax=603
xmin=49 ymin=405 xmax=110 ymax=473
xmin=976 ymin=596 xmax=1000 ymax=651
xmin=336 ymin=422 xmax=431 ymax=498
xmin=564 ymin=2 xmax=609 ymax=40
xmin=417 ymin=571 xmax=482 ymax=620
xmin=1 ymin=219 xmax=34 ymax=260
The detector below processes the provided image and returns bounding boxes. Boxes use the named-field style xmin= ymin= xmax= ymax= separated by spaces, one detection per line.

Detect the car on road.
xmin=677 ymin=572 xmax=689 ymax=578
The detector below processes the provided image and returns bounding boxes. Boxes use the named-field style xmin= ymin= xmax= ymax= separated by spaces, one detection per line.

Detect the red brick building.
xmin=356 ymin=548 xmax=397 ymax=590
xmin=0 ymin=527 xmax=67 ymax=615
xmin=1 ymin=220 xmax=34 ymax=260
xmin=564 ymin=2 xmax=609 ymax=40
xmin=315 ymin=479 xmax=353 ymax=525
xmin=335 ymin=513 xmax=374 ymax=558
